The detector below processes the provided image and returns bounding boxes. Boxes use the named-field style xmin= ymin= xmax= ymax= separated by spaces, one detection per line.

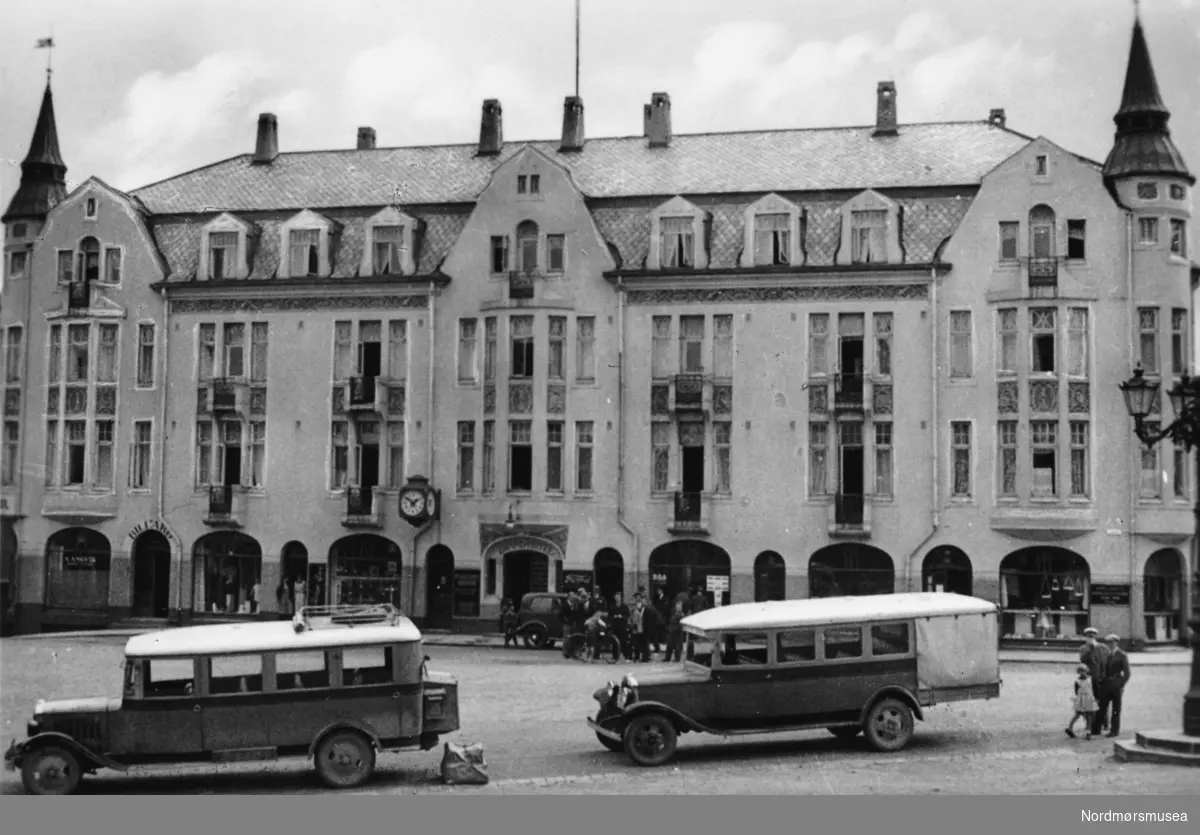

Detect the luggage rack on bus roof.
xmin=292 ymin=603 xmax=403 ymax=632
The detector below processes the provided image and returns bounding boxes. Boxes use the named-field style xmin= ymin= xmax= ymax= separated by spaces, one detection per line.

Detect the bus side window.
xmin=210 ymin=654 xmax=263 ymax=694
xmin=145 ymin=658 xmax=196 ymax=698
xmin=341 ymin=645 xmax=390 ymax=685
xmin=275 ymin=650 xmax=330 ymax=690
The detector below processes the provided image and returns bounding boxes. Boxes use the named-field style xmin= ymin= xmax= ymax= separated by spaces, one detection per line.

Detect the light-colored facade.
xmin=1 ymin=15 xmax=1194 ymax=646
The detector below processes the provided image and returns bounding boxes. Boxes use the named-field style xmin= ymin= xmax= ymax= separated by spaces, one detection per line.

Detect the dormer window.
xmin=85 ymin=198 xmax=97 ymax=219
xmin=851 ymin=211 xmax=887 ymax=264
xmin=209 ymin=233 xmax=238 ymax=279
xmin=755 ymin=214 xmax=790 ymax=265
xmin=78 ymin=237 xmax=101 ymax=282
xmin=741 ymin=194 xmax=803 ymax=269
xmin=372 ymin=226 xmax=402 ymax=275
xmin=836 ymin=190 xmax=900 ymax=267
xmin=661 ymin=217 xmax=694 ymax=268
xmin=1137 ymin=182 xmax=1159 ymax=200
xmin=517 ymin=221 xmax=538 ymax=271
xmin=288 ymin=229 xmax=320 ymax=277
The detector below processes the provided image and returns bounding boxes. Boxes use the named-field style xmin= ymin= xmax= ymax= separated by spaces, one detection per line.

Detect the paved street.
xmin=2 ymin=637 xmax=1195 ymax=795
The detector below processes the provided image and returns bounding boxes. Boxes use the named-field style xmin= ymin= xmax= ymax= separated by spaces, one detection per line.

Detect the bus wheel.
xmin=623 ymin=713 xmax=677 ymax=767
xmin=864 ymin=699 xmax=914 ymax=752
xmin=315 ymin=730 xmax=377 ymax=789
xmin=21 ymin=746 xmax=83 ymax=795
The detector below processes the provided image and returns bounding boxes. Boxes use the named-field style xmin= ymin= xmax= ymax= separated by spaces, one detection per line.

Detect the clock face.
xmin=425 ymin=490 xmax=438 ymax=518
xmin=400 ymin=490 xmax=426 ymax=517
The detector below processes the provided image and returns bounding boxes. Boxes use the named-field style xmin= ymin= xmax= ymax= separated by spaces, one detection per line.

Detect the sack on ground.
xmin=441 ymin=741 xmax=489 ymax=785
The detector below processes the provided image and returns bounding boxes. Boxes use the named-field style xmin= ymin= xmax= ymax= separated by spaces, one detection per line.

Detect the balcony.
xmin=341 ymin=486 xmax=384 ymax=529
xmin=673 ymin=373 xmax=705 ymax=412
xmin=67 ymin=281 xmax=90 ymax=313
xmin=203 ymin=485 xmax=241 ymax=528
xmin=668 ymin=490 xmax=709 ymax=535
xmin=1022 ymin=256 xmax=1060 ymax=298
xmin=41 ymin=490 xmax=120 ymax=524
xmin=828 ymin=493 xmax=871 ymax=539
xmin=508 ymin=271 xmax=535 ymax=300
xmin=210 ymin=378 xmax=247 ymax=415
xmin=833 ymin=373 xmax=865 ymax=412
xmin=346 ymin=376 xmax=378 ymax=411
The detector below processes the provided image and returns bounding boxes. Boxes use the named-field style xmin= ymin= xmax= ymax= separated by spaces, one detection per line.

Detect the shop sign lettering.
xmin=127 ymin=518 xmax=180 ymax=548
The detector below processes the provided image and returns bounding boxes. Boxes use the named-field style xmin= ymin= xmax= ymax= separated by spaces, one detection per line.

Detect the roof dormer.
xmin=739 ymin=193 xmax=805 ymax=268
xmin=648 ymin=196 xmax=709 ymax=271
xmin=360 ymin=206 xmax=419 ymax=277
xmin=278 ymin=209 xmax=339 ymax=279
xmin=835 ymin=189 xmax=902 ymax=266
xmin=198 ymin=213 xmax=257 ymax=281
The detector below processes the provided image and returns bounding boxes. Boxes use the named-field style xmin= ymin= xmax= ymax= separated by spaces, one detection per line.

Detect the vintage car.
xmin=587 ymin=592 xmax=1002 ymax=766
xmin=5 ymin=604 xmax=460 ymax=794
xmin=514 ymin=592 xmax=570 ymax=649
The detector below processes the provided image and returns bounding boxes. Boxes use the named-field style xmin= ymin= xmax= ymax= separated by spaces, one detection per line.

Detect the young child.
xmin=1065 ymin=663 xmax=1098 ymax=740
xmin=583 ymin=608 xmax=607 ymax=662
xmin=499 ymin=599 xmax=519 ymax=647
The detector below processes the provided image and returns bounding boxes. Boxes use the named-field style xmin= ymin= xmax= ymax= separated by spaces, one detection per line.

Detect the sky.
xmin=0 ymin=0 xmax=1198 ymax=206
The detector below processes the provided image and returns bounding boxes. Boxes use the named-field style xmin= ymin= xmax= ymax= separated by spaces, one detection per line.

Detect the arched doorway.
xmin=329 ymin=535 xmax=402 ymax=607
xmin=426 ymin=545 xmax=455 ymax=628
xmin=593 ymin=548 xmax=624 ymax=605
xmin=45 ymin=528 xmax=112 ymax=614
xmin=1144 ymin=549 xmax=1184 ymax=644
xmin=280 ymin=541 xmax=308 ymax=615
xmin=131 ymin=531 xmax=172 ymax=618
xmin=999 ymin=547 xmax=1090 ymax=640
xmin=922 ymin=546 xmax=973 ymax=596
xmin=193 ymin=532 xmax=263 ymax=615
xmin=648 ymin=540 xmax=732 ymax=609
xmin=754 ymin=551 xmax=786 ymax=602
xmin=503 ymin=550 xmax=550 ymax=604
xmin=809 ymin=544 xmax=893 ymax=598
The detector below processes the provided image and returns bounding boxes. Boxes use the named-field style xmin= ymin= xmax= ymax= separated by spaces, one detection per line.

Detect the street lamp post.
xmin=1118 ymin=364 xmax=1200 ymax=737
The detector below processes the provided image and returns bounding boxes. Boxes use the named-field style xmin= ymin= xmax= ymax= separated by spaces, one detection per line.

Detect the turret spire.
xmin=2 ymin=82 xmax=69 ymax=223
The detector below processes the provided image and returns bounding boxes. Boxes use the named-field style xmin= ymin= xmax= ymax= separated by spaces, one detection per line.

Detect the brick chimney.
xmin=647 ymin=92 xmax=671 ymax=148
xmin=478 ymin=99 xmax=503 ymax=156
xmin=560 ymin=96 xmax=585 ymax=152
xmin=357 ymin=127 xmax=377 ymax=150
xmin=643 ymin=104 xmax=652 ymax=138
xmin=253 ymin=113 xmax=278 ymax=164
xmin=873 ymin=81 xmax=897 ymax=137
xmin=989 ymin=108 xmax=1006 ymax=129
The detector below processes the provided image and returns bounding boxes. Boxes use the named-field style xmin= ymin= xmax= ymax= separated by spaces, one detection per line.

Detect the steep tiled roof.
xmin=3 ymin=84 xmax=68 ymax=222
xmin=131 ymin=121 xmax=1029 ymax=213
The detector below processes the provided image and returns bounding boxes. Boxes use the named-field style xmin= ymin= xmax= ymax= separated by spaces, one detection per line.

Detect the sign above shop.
xmin=127 ymin=518 xmax=180 ymax=547
xmin=1090 ymin=584 xmax=1131 ymax=606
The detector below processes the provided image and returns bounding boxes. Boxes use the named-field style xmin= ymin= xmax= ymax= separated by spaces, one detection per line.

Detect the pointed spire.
xmin=3 ymin=82 xmax=69 ymax=223
xmin=1102 ymin=11 xmax=1193 ymax=183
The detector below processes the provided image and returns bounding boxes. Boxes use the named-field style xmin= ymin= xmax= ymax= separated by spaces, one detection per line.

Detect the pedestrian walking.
xmin=1065 ymin=664 xmax=1098 ymax=740
xmin=664 ymin=600 xmax=686 ymax=662
xmin=499 ymin=598 xmax=519 ymax=647
xmin=646 ymin=592 xmax=666 ymax=656
xmin=629 ymin=592 xmax=650 ymax=662
xmin=1096 ymin=634 xmax=1131 ymax=738
xmin=1079 ymin=627 xmax=1111 ymax=731
xmin=609 ymin=592 xmax=630 ymax=657
xmin=560 ymin=590 xmax=581 ymax=657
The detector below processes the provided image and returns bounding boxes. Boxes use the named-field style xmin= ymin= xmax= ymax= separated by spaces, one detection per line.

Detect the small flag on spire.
xmin=36 ymin=37 xmax=54 ymax=48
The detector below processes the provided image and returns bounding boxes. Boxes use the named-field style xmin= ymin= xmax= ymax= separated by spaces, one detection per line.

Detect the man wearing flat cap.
xmin=1093 ymin=634 xmax=1131 ymax=738
xmin=1079 ymin=627 xmax=1111 ymax=731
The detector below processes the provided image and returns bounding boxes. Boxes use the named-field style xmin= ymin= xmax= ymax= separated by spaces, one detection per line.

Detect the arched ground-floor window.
xmin=193 ymin=532 xmax=263 ymax=615
xmin=999 ymin=546 xmax=1090 ymax=640
xmin=1144 ymin=548 xmax=1184 ymax=643
xmin=46 ymin=527 xmax=112 ymax=612
xmin=754 ymin=551 xmax=786 ymax=602
xmin=808 ymin=544 xmax=894 ymax=598
xmin=922 ymin=546 xmax=973 ymax=596
xmin=329 ymin=534 xmax=402 ymax=607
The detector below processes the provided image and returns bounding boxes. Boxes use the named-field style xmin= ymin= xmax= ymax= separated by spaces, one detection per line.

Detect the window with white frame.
xmin=248 ymin=421 xmax=266 ymax=488
xmin=387 ymin=422 xmax=405 ymax=488
xmin=651 ymin=423 xmax=670 ymax=492
xmin=67 ymin=324 xmax=89 ymax=382
xmin=850 ymin=210 xmax=887 ymax=264
xmin=1172 ymin=309 xmax=1188 ymax=375
xmin=999 ymin=421 xmax=1018 ymax=497
xmin=950 ymin=311 xmax=973 ymax=379
xmin=547 ymin=234 xmax=565 ymax=273
xmin=483 ymin=317 xmax=497 ymax=383
xmin=1031 ymin=308 xmax=1056 ymax=373
xmin=333 ymin=322 xmax=352 ymax=381
xmin=57 ymin=250 xmax=73 ymax=284
xmin=509 ymin=421 xmax=533 ymax=492
xmin=351 ymin=421 xmax=376 ymax=491
xmin=136 ymin=324 xmax=155 ymax=387
xmin=209 ymin=232 xmax=238 ymax=279
xmin=104 ymin=247 xmax=122 ymax=284
xmin=529 ymin=174 xmax=540 ymax=195
xmin=951 ymin=421 xmax=971 ymax=498
xmin=1029 ymin=205 xmax=1055 ymax=259
xmin=548 ymin=317 xmax=565 ymax=380
xmin=2 ymin=421 xmax=19 ymax=486
xmin=575 ymin=316 xmax=595 ymax=383
xmin=1035 ymin=155 xmax=1048 ymax=176
xmin=1069 ymin=421 xmax=1089 ymax=498
xmin=9 ymin=250 xmax=28 ymax=279
xmin=85 ymin=197 xmax=97 ymax=218
xmin=458 ymin=319 xmax=478 ymax=384
xmin=372 ymin=226 xmax=402 ymax=275
xmin=1031 ymin=420 xmax=1058 ymax=498
xmin=223 ymin=324 xmax=245 ymax=378
xmin=809 ymin=314 xmax=829 ymax=376
xmin=997 ymin=309 xmax=1017 ymax=374
xmin=198 ymin=324 xmax=216 ymax=380
xmin=714 ymin=421 xmax=732 ymax=494
xmin=44 ymin=421 xmax=57 ymax=488
xmin=713 ymin=315 xmax=733 ymax=379
xmin=1067 ymin=308 xmax=1088 ymax=377
xmin=754 ymin=213 xmax=790 ymax=266
xmin=999 ymin=222 xmax=1019 ymax=261
xmin=1138 ymin=307 xmax=1159 ymax=374
xmin=1067 ymin=220 xmax=1086 ymax=260
xmin=96 ymin=324 xmax=117 ymax=383
xmin=874 ymin=313 xmax=892 ymax=376
xmin=1137 ymin=182 xmax=1158 ymax=200
xmin=873 ymin=423 xmax=893 ymax=498
xmin=4 ymin=326 xmax=23 ymax=383
xmin=250 ymin=323 xmax=268 ymax=384
xmin=576 ymin=421 xmax=593 ymax=492
xmin=660 ymin=217 xmax=694 ymax=268
xmin=1140 ymin=421 xmax=1161 ymax=499
xmin=64 ymin=420 xmax=86 ymax=486
xmin=79 ymin=238 xmax=101 ymax=283
xmin=387 ymin=321 xmax=406 ymax=381
xmin=130 ymin=421 xmax=152 ymax=489
xmin=1139 ymin=217 xmax=1159 ymax=244
xmin=546 ymin=421 xmax=564 ymax=492
xmin=1174 ymin=440 xmax=1188 ymax=500
xmin=679 ymin=316 xmax=704 ymax=373
xmin=510 ymin=316 xmax=534 ymax=379
xmin=48 ymin=325 xmax=61 ymax=385
xmin=516 ymin=221 xmax=538 ymax=272
xmin=1169 ymin=219 xmax=1187 ymax=257
xmin=196 ymin=421 xmax=213 ymax=486
xmin=481 ymin=421 xmax=495 ymax=494
xmin=218 ymin=420 xmax=241 ymax=486
xmin=330 ymin=421 xmax=349 ymax=489
xmin=490 ymin=236 xmax=509 ymax=274
xmin=809 ymin=422 xmax=828 ymax=496
xmin=651 ymin=317 xmax=671 ymax=378
xmin=457 ymin=421 xmax=475 ymax=492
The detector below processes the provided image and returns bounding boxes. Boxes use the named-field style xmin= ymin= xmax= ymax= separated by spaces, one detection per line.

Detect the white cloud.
xmin=892 ymin=9 xmax=955 ymax=54
xmin=911 ymin=37 xmax=1054 ymax=117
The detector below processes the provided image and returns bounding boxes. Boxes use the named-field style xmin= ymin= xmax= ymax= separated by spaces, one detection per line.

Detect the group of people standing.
xmin=553 ymin=583 xmax=717 ymax=663
xmin=1066 ymin=627 xmax=1132 ymax=740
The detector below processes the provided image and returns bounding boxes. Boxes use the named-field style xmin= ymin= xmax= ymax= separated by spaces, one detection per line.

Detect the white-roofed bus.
xmin=4 ymin=605 xmax=459 ymax=794
xmin=588 ymin=592 xmax=1002 ymax=767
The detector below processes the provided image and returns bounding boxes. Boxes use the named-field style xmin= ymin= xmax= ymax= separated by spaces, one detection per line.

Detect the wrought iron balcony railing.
xmin=508 ymin=271 xmax=535 ymax=300
xmin=674 ymin=373 xmax=705 ymax=410
xmin=834 ymin=373 xmax=865 ymax=410
xmin=208 ymin=484 xmax=233 ymax=516
xmin=67 ymin=281 xmax=90 ymax=312
xmin=347 ymin=375 xmax=377 ymax=408
xmin=674 ymin=490 xmax=702 ymax=525
xmin=835 ymin=493 xmax=865 ymax=528
xmin=211 ymin=378 xmax=240 ymax=411
xmin=346 ymin=485 xmax=374 ymax=516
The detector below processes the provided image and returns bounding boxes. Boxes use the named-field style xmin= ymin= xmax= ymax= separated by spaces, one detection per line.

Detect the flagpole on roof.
xmin=575 ymin=0 xmax=580 ymax=98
